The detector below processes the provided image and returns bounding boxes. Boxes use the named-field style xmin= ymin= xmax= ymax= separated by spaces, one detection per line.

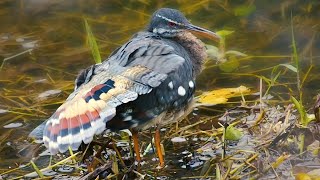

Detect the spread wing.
xmin=38 ymin=32 xmax=194 ymax=154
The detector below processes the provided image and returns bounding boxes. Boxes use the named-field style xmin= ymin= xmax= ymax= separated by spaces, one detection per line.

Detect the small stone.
xmin=171 ymin=137 xmax=187 ymax=143
xmin=57 ymin=166 xmax=74 ymax=173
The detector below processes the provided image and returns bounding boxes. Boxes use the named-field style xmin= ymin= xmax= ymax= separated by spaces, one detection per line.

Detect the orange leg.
xmin=154 ymin=128 xmax=165 ymax=167
xmin=130 ymin=129 xmax=141 ymax=163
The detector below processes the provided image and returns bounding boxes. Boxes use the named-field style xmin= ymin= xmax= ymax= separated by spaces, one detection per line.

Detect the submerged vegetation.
xmin=1 ymin=0 xmax=320 ymax=179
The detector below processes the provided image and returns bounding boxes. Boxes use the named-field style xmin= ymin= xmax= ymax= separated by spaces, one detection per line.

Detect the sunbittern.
xmin=30 ymin=8 xmax=220 ymax=167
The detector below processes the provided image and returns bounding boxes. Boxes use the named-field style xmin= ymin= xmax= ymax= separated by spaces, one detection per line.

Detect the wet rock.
xmin=57 ymin=166 xmax=74 ymax=173
xmin=171 ymin=137 xmax=188 ymax=150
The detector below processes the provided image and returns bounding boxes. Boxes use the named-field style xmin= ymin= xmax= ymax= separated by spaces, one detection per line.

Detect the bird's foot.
xmin=156 ymin=163 xmax=166 ymax=169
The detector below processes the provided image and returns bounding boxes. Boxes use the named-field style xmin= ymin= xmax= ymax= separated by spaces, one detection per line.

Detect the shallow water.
xmin=0 ymin=0 xmax=320 ymax=178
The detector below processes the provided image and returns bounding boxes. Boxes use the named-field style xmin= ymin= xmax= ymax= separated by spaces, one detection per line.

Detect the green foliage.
xmin=279 ymin=64 xmax=297 ymax=73
xmin=225 ymin=50 xmax=247 ymax=57
xmin=84 ymin=18 xmax=102 ymax=64
xmin=216 ymin=163 xmax=222 ymax=180
xmin=216 ymin=30 xmax=234 ymax=37
xmin=291 ymin=19 xmax=299 ymax=74
xmin=111 ymin=154 xmax=119 ymax=174
xmin=263 ymin=63 xmax=297 ymax=96
xmin=206 ymin=30 xmax=247 ymax=73
xmin=291 ymin=96 xmax=314 ymax=127
xmin=225 ymin=125 xmax=243 ymax=141
xmin=291 ymin=96 xmax=307 ymax=125
xmin=218 ymin=57 xmax=240 ymax=72
xmin=206 ymin=44 xmax=220 ymax=60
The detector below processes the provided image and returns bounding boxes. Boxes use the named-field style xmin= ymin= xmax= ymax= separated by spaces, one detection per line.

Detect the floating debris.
xmin=37 ymin=89 xmax=62 ymax=100
xmin=22 ymin=40 xmax=38 ymax=49
xmin=1 ymin=34 xmax=9 ymax=40
xmin=16 ymin=37 xmax=24 ymax=42
xmin=3 ymin=122 xmax=23 ymax=128
xmin=34 ymin=79 xmax=48 ymax=83
xmin=0 ymin=109 xmax=8 ymax=114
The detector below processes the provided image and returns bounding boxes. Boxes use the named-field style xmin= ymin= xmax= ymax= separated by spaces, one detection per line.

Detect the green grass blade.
xmin=291 ymin=13 xmax=301 ymax=100
xmin=291 ymin=16 xmax=299 ymax=72
xmin=84 ymin=18 xmax=102 ymax=64
xmin=30 ymin=160 xmax=44 ymax=178
xmin=290 ymin=96 xmax=307 ymax=126
xmin=279 ymin=64 xmax=297 ymax=73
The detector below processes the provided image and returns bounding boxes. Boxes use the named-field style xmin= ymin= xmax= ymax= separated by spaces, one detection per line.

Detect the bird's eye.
xmin=168 ymin=22 xmax=175 ymax=26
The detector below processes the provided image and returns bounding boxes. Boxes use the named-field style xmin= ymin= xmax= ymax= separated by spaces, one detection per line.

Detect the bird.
xmin=30 ymin=8 xmax=220 ymax=167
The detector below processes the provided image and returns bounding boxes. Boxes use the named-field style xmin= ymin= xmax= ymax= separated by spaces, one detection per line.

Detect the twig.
xmin=1 ymin=49 xmax=33 ymax=70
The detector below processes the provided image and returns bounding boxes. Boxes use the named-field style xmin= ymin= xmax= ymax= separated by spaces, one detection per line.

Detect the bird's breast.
xmin=173 ymin=31 xmax=207 ymax=75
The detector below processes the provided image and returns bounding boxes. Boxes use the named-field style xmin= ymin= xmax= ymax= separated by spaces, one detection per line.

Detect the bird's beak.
xmin=186 ymin=24 xmax=220 ymax=42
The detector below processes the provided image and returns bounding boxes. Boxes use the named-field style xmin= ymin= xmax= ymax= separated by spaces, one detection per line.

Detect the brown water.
xmin=0 ymin=0 xmax=320 ymax=178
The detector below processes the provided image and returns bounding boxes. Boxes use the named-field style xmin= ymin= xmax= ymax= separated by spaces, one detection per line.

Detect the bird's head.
xmin=147 ymin=8 xmax=220 ymax=41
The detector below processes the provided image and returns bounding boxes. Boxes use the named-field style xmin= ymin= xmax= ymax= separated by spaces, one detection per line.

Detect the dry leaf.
xmin=197 ymin=86 xmax=250 ymax=105
xmin=295 ymin=173 xmax=312 ymax=180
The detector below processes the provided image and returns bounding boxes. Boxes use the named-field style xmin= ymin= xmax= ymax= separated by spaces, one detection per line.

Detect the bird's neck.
xmin=174 ymin=31 xmax=207 ymax=75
